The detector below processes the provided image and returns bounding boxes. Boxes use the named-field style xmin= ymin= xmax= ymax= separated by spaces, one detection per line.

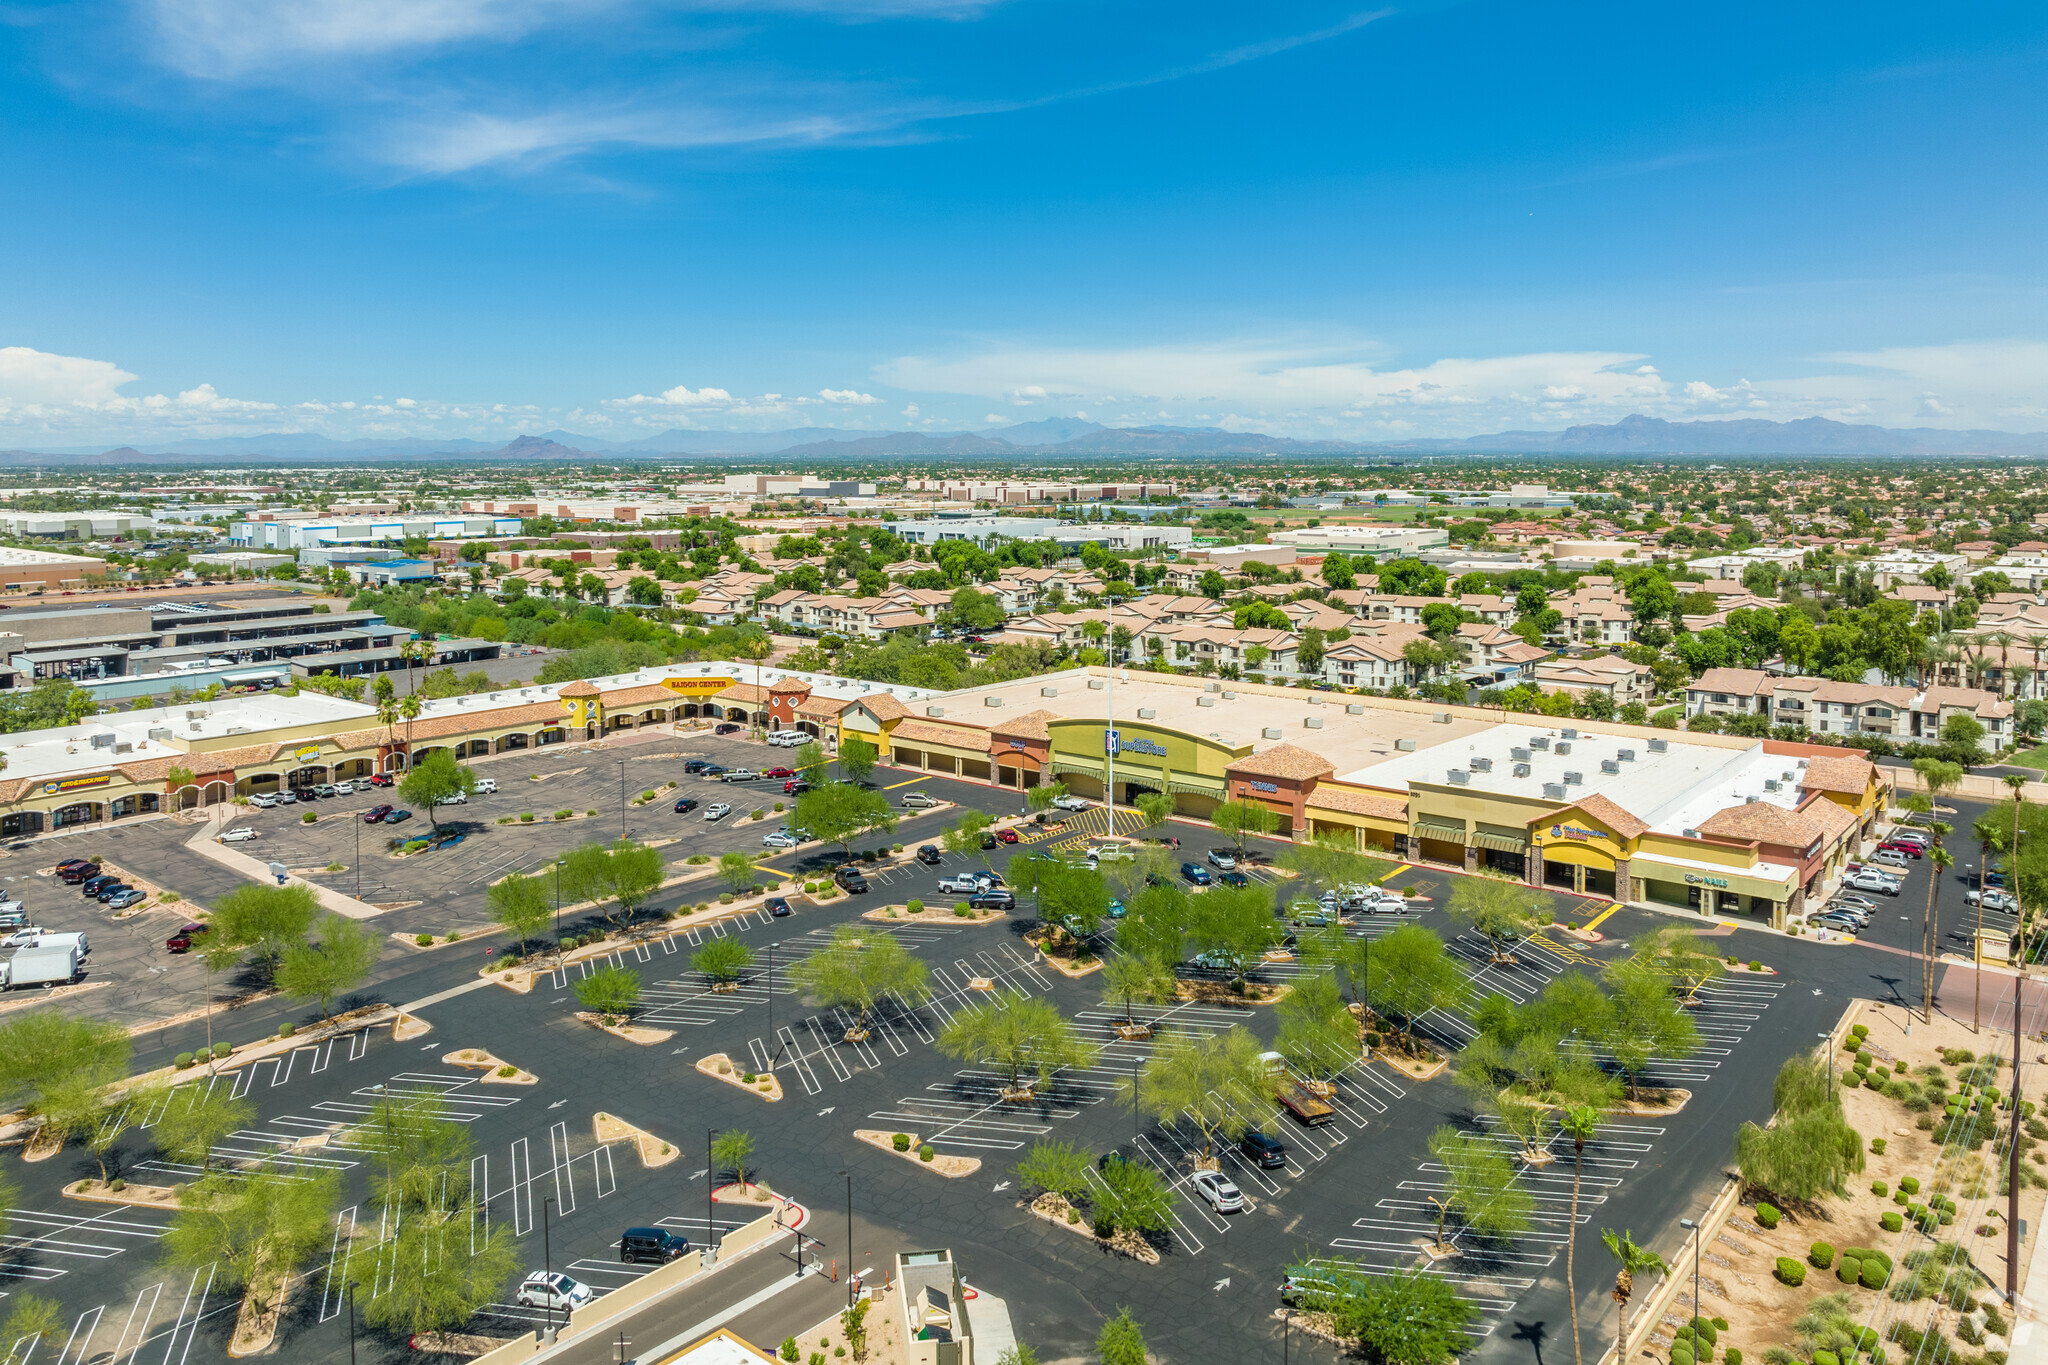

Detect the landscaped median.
xmin=854 ymin=1128 xmax=980 ymax=1177
xmin=696 ymin=1052 xmax=784 ymax=1101
xmin=860 ymin=900 xmax=1006 ymax=926
xmin=593 ymin=1112 xmax=679 ymax=1167
xmin=441 ymin=1047 xmax=536 ymax=1084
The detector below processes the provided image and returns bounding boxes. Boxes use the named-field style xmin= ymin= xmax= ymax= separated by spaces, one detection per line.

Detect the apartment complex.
xmin=1682 ymin=667 xmax=2012 ymax=743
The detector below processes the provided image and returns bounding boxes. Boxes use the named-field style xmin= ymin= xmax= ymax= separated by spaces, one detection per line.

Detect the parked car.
xmin=515 ymin=1272 xmax=593 ymax=1311
xmin=1889 ymin=831 xmax=1931 ymax=848
xmin=969 ymin=889 xmax=1015 ymax=910
xmin=94 ymin=882 xmax=134 ymax=903
xmin=105 ymin=889 xmax=146 ymax=910
xmin=369 ymin=773 xmax=395 ymax=787
xmin=218 ymin=827 xmax=259 ymax=842
xmin=1090 ymin=844 xmax=1134 ymax=863
xmin=165 ymin=923 xmax=211 ymax=953
xmin=722 ymin=769 xmax=759 ymax=783
xmin=901 ymin=792 xmax=939 ymax=809
xmin=936 ymin=873 xmax=984 ymax=895
xmin=1966 ymin=888 xmax=2019 ymax=912
xmin=673 ymin=797 xmax=700 ymax=814
xmin=1241 ymin=1131 xmax=1287 ymax=1168
xmin=993 ymin=828 xmax=1019 ymax=844
xmin=1844 ymin=870 xmax=1901 ymax=895
xmin=618 ymin=1227 xmax=690 ymax=1264
xmin=310 ymin=784 xmax=339 ymax=799
xmin=275 ymin=790 xmax=298 ymax=805
xmin=249 ymin=793 xmax=281 ymax=808
xmin=916 ymin=844 xmax=942 ymax=865
xmin=761 ymin=831 xmax=799 ymax=849
xmin=1871 ymin=848 xmax=1912 ymax=868
xmin=1180 ymin=862 xmax=1212 ymax=886
xmin=683 ymin=759 xmax=710 ymax=773
xmin=765 ymin=897 xmax=794 ymax=918
xmin=474 ymin=778 xmax=498 ymax=795
xmin=363 ymin=805 xmax=395 ymax=823
xmin=703 ymin=803 xmax=732 ymax=821
xmin=435 ymin=791 xmax=468 ymax=806
xmin=1808 ymin=913 xmax=1861 ymax=933
xmin=763 ymin=767 xmax=795 ymax=779
xmin=979 ymin=832 xmax=998 ymax=849
xmin=1191 ymin=1170 xmax=1246 ymax=1213
xmin=81 ymin=874 xmax=120 ymax=897
xmin=700 ymin=764 xmax=728 ymax=778
xmin=54 ymin=858 xmax=91 ymax=875
xmin=1207 ymin=848 xmax=1238 ymax=870
xmin=784 ymin=781 xmax=812 ymax=796
xmin=834 ymin=865 xmax=870 ymax=894
xmin=715 ymin=723 xmax=742 ymax=735
xmin=59 ymin=862 xmax=102 ymax=884
xmin=383 ymin=809 xmax=413 ymax=825
xmin=1831 ymin=892 xmax=1877 ymax=910
xmin=1051 ymin=794 xmax=1091 ymax=811
xmin=1216 ymin=870 xmax=1250 ymax=888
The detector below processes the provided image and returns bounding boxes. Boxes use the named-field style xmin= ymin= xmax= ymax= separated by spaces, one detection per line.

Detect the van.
xmin=901 ymin=792 xmax=939 ymax=809
xmin=768 ymin=730 xmax=810 ymax=747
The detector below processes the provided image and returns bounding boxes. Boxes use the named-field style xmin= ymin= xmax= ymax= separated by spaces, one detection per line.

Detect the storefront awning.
xmin=1471 ymin=830 xmax=1528 ymax=854
xmin=1413 ymin=817 xmax=1467 ymax=844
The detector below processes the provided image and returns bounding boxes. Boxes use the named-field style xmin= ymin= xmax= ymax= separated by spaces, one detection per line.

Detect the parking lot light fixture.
xmin=1678 ymin=1216 xmax=1699 ymax=1328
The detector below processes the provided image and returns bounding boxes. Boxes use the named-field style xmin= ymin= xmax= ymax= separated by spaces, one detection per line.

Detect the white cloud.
xmin=148 ymin=0 xmax=604 ymax=78
xmin=819 ymin=388 xmax=879 ymax=404
xmin=982 ymin=413 xmax=1008 ymax=423
xmin=609 ymin=384 xmax=735 ymax=409
xmin=0 ymin=347 xmax=139 ymax=407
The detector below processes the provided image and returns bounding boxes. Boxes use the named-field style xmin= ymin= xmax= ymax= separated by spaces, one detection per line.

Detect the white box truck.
xmin=4 ymin=945 xmax=79 ymax=988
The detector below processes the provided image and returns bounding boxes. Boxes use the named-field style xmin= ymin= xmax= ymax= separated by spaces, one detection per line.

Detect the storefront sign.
xmin=1248 ymin=781 xmax=1279 ymax=794
xmin=1008 ymin=740 xmax=1029 ymax=750
xmin=293 ymin=744 xmax=323 ymax=764
xmin=1120 ymin=736 xmax=1168 ymax=757
xmin=1683 ymin=873 xmax=1731 ymax=888
xmin=1550 ymin=823 xmax=1601 ymax=841
xmin=660 ymin=676 xmax=740 ymax=697
xmin=43 ymin=774 xmax=111 ymax=794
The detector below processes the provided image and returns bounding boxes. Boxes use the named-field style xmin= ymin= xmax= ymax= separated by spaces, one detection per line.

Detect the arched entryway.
xmin=1 ymin=811 xmax=44 ymax=836
xmin=52 ymin=801 xmax=102 ymax=829
xmin=202 ymin=780 xmax=231 ymax=806
xmin=172 ymin=783 xmax=201 ymax=811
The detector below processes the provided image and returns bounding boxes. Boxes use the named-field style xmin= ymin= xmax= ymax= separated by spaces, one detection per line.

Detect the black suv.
xmin=81 ymin=873 xmax=120 ymax=896
xmin=673 ymin=797 xmax=700 ymax=814
xmin=834 ymin=866 xmax=870 ymax=894
xmin=683 ymin=760 xmax=709 ymax=774
xmin=59 ymin=862 xmax=102 ymax=884
xmin=1240 ymin=1131 xmax=1287 ymax=1168
xmin=618 ymin=1227 xmax=690 ymax=1264
xmin=969 ymin=889 xmax=1015 ymax=911
xmin=915 ymin=845 xmax=942 ymax=865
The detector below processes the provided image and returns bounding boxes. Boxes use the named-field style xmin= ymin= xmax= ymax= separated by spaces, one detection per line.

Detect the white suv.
xmin=474 ymin=778 xmax=497 ymax=794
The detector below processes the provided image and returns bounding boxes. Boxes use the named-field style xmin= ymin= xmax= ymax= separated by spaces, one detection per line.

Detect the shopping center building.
xmin=0 ymin=664 xmax=1882 ymax=927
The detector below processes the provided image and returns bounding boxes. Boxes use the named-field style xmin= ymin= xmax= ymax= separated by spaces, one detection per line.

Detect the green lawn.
xmin=2004 ymin=744 xmax=2048 ymax=772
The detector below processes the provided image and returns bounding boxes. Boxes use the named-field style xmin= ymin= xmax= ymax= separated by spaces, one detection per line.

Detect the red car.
xmin=763 ymin=767 xmax=795 ymax=779
xmin=362 ymin=804 xmax=395 ymax=823
xmin=369 ymin=773 xmax=395 ymax=788
xmin=1878 ymin=839 xmax=1924 ymax=858
xmin=165 ymin=923 xmax=211 ymax=953
xmin=994 ymin=828 xmax=1019 ymax=844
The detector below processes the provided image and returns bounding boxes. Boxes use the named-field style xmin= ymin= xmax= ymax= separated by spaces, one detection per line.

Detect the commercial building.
xmin=230 ymin=515 xmax=522 ymax=550
xmin=0 ymin=546 xmax=112 ymax=589
xmin=722 ymin=474 xmax=876 ymax=499
xmin=883 ymin=517 xmax=1193 ymax=553
xmin=906 ymin=479 xmax=1176 ymax=504
xmin=189 ymin=551 xmax=296 ymax=574
xmin=1265 ymin=526 xmax=1449 ymax=556
xmin=0 ymin=513 xmax=153 ymax=540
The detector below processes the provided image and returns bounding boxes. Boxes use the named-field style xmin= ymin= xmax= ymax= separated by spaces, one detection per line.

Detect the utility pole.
xmin=2009 ymin=778 xmax=2028 ymax=1301
xmin=842 ymin=1168 xmax=854 ymax=1309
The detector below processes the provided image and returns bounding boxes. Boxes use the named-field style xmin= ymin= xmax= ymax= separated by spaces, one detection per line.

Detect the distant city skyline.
xmin=2 ymin=2 xmax=2045 ymax=445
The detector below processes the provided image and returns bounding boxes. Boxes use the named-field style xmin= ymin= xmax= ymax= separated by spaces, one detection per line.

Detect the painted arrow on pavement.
xmin=1213 ymin=1277 xmax=1231 ymax=1292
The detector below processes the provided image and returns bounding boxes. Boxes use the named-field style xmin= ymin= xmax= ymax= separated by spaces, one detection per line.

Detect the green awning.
xmin=1471 ymin=830 xmax=1529 ymax=854
xmin=1413 ymin=817 xmax=1467 ymax=844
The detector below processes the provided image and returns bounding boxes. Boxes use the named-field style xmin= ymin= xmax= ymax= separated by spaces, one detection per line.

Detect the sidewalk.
xmin=181 ymin=804 xmax=389 ymax=920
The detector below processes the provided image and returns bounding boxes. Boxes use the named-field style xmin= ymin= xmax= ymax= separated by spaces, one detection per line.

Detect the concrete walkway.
xmin=182 ymin=804 xmax=390 ymax=920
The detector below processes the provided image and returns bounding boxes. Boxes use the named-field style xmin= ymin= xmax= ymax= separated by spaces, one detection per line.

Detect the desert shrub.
xmin=1880 ymin=1212 xmax=1902 ymax=1233
xmin=1813 ymin=1353 xmax=1838 ymax=1365
xmin=1838 ymin=1256 xmax=1862 ymax=1283
xmin=1872 ymin=1181 xmax=1888 ymax=1196
xmin=1724 ymin=1352 xmax=1742 ymax=1365
xmin=174 ymin=1052 xmax=193 ymax=1068
xmin=1861 ymin=1258 xmax=1889 ymax=1290
xmin=1900 ymin=1176 xmax=1920 ymax=1195
xmin=1872 ymin=1138 xmax=1888 ymax=1154
xmin=1810 ymin=1242 xmax=1835 ymax=1269
xmin=415 ymin=932 xmax=433 ymax=946
xmin=212 ymin=1042 xmax=231 ymax=1058
xmin=919 ymin=1144 xmax=934 ymax=1162
xmin=1690 ymin=1319 xmax=1718 ymax=1347
xmin=907 ymin=900 xmax=924 ymax=913
xmin=1775 ymin=1257 xmax=1805 ymax=1285
xmin=278 ymin=1022 xmax=295 ymax=1038
xmin=1755 ymin=1203 xmax=1782 ymax=1229
xmin=892 ymin=1133 xmax=910 ymax=1151
xmin=1672 ymin=1349 xmax=1694 ymax=1365
xmin=955 ymin=904 xmax=970 ymax=917
xmin=1844 ymin=1037 xmax=1861 ymax=1052
xmin=1851 ymin=1023 xmax=1869 ymax=1038
xmin=497 ymin=1065 xmax=515 ymax=1078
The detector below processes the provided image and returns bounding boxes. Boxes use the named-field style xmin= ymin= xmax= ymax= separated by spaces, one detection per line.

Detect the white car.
xmin=702 ymin=803 xmax=732 ymax=821
xmin=474 ymin=778 xmax=498 ymax=795
xmin=1844 ymin=870 xmax=1901 ymax=896
xmin=514 ymin=1271 xmax=593 ymax=1311
xmin=1051 ymin=795 xmax=1091 ymax=811
xmin=1966 ymin=888 xmax=2019 ymax=912
xmin=275 ymin=790 xmax=299 ymax=805
xmin=1191 ymin=1170 xmax=1246 ymax=1213
xmin=1871 ymin=849 xmax=1912 ymax=868
xmin=761 ymin=831 xmax=799 ymax=849
xmin=248 ymin=793 xmax=281 ymax=809
xmin=218 ymin=827 xmax=258 ymax=843
xmin=936 ymin=873 xmax=985 ymax=895
xmin=435 ymin=791 xmax=468 ymax=806
xmin=1089 ymin=844 xmax=1134 ymax=863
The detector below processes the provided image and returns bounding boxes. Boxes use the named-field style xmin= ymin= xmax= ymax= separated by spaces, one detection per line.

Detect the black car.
xmin=701 ymin=764 xmax=728 ymax=778
xmin=618 ymin=1227 xmax=690 ymax=1264
xmin=1216 ymin=870 xmax=1250 ymax=888
xmin=765 ymin=897 xmax=794 ymax=918
xmin=915 ymin=845 xmax=942 ymax=865
xmin=683 ymin=759 xmax=709 ymax=773
xmin=673 ymin=797 xmax=700 ymax=814
xmin=715 ymin=723 xmax=742 ymax=735
xmin=834 ymin=866 xmax=870 ymax=894
xmin=1241 ymin=1131 xmax=1287 ymax=1168
xmin=81 ymin=873 xmax=120 ymax=896
xmin=969 ymin=889 xmax=1015 ymax=911
xmin=95 ymin=882 xmax=134 ymax=902
xmin=979 ymin=832 xmax=998 ymax=849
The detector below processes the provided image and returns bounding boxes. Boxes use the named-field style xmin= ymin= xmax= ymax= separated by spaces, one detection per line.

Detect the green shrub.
xmin=1893 ymin=1190 xmax=1908 ymax=1205
xmin=781 ymin=1338 xmax=800 ymax=1363
xmin=1872 ymin=1138 xmax=1887 ymax=1154
xmin=775 ymin=802 xmax=785 ymax=812
xmin=1845 ymin=1247 xmax=1892 ymax=1274
xmin=1810 ymin=1242 xmax=1835 ymax=1269
xmin=212 ymin=1042 xmax=230 ymax=1058
xmin=107 ymin=1177 xmax=125 ymax=1191
xmin=416 ymin=932 xmax=433 ymax=946
xmin=174 ymin=1052 xmax=193 ymax=1068
xmin=720 ymin=894 xmax=734 ymax=905
xmin=302 ymin=810 xmax=317 ymax=823
xmin=521 ymin=812 xmax=534 ymax=822
xmin=919 ymin=1144 xmax=934 ymax=1162
xmin=1894 ymin=1061 xmax=1907 ymax=1074
xmin=1838 ymin=1256 xmax=1862 ymax=1283
xmin=1844 ymin=1036 xmax=1861 ymax=1052
xmin=1689 ymin=1319 xmax=1717 ymax=1347
xmin=907 ymin=900 xmax=924 ymax=913
xmin=1900 ymin=1176 xmax=1920 ymax=1194
xmin=1749 ymin=960 xmax=1761 ymax=970
xmin=1861 ymin=1258 xmax=1888 ymax=1289
xmin=555 ymin=809 xmax=571 ymax=820
xmin=278 ymin=1022 xmax=295 ymax=1038
xmin=1872 ymin=1181 xmax=1888 ymax=1196
xmin=955 ymin=904 xmax=970 ymax=917
xmin=892 ymin=1133 xmax=911 ymax=1151
xmin=1755 ymin=1203 xmax=1781 ymax=1229
xmin=1852 ymin=1023 xmax=1869 ymax=1038
xmin=1724 ymin=1351 xmax=1742 ymax=1365
xmin=742 ymin=1072 xmax=756 ymax=1083
xmin=1880 ymin=1212 xmax=1902 ymax=1233
xmin=1711 ymin=1321 xmax=1727 ymax=1335
xmin=1774 ymin=1257 xmax=1805 ymax=1285
xmin=1814 ymin=1353 xmax=1838 ymax=1365
xmin=1672 ymin=1349 xmax=1694 ymax=1365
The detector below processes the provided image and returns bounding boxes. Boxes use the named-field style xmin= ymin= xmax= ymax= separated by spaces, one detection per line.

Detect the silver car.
xmin=1192 ymin=1170 xmax=1246 ymax=1213
xmin=703 ymin=803 xmax=732 ymax=821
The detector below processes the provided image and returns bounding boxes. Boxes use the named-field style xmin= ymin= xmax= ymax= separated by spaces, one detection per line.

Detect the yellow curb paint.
xmin=1580 ymin=903 xmax=1623 ymax=932
xmin=881 ymin=776 xmax=926 ymax=790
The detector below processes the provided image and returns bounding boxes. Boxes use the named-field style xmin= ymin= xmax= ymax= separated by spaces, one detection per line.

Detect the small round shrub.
xmin=585 ymin=809 xmax=597 ymax=817
xmin=1690 ymin=1319 xmax=1717 ymax=1347
xmin=1774 ymin=1256 xmax=1804 ymax=1286
xmin=173 ymin=1051 xmax=194 ymax=1069
xmin=891 ymin=844 xmax=904 ymax=853
xmin=416 ymin=932 xmax=433 ymax=946
xmin=1711 ymin=1321 xmax=1728 ymax=1335
xmin=955 ymin=904 xmax=970 ymax=917
xmin=303 ymin=811 xmax=317 ymax=823
xmin=1749 ymin=960 xmax=1762 ymax=970
xmin=1871 ymin=1137 xmax=1887 ymax=1154
xmin=1894 ymin=1060 xmax=1907 ymax=1074
xmin=212 ymin=1042 xmax=230 ymax=1058
xmin=1860 ymin=1258 xmax=1888 ymax=1289
xmin=1893 ymin=1190 xmax=1908 ymax=1205
xmin=278 ymin=1022 xmax=295 ymax=1038
xmin=775 ymin=802 xmax=785 ymax=812
xmin=1755 ymin=1203 xmax=1782 ymax=1229
xmin=521 ymin=812 xmax=535 ymax=822
xmin=1844 ymin=1036 xmax=1861 ymax=1052
xmin=446 ymin=931 xmax=461 ymax=943
xmin=1872 ymin=1181 xmax=1889 ymax=1196
xmin=720 ymin=893 xmax=734 ymax=905
xmin=1814 ymin=1352 xmax=1838 ymax=1365
xmin=1724 ymin=1352 xmax=1742 ymax=1365
xmin=918 ymin=1144 xmax=934 ymax=1162
xmin=892 ymin=1133 xmax=911 ymax=1151
xmin=907 ymin=900 xmax=924 ymax=913
xmin=1880 ymin=1211 xmax=1903 ymax=1233
xmin=1900 ymin=1176 xmax=1920 ymax=1194
xmin=742 ymin=1072 xmax=756 ymax=1083
xmin=1852 ymin=1023 xmax=1869 ymax=1038
xmin=1672 ymin=1349 xmax=1694 ymax=1365
xmin=1810 ymin=1241 xmax=1835 ymax=1269
xmin=496 ymin=1065 xmax=515 ymax=1078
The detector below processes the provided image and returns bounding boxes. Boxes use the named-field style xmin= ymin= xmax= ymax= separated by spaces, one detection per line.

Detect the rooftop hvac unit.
xmin=1560 ymin=728 xmax=1579 ymax=740
xmin=1434 ymin=712 xmax=1453 ymax=724
xmin=1782 ymin=771 xmax=1795 ymax=781
xmin=1222 ymin=690 xmax=1236 ymax=699
xmin=926 ymin=705 xmax=945 ymax=717
xmin=1304 ymin=716 xmax=1324 ymax=729
xmin=1554 ymin=742 xmax=1572 ymax=755
xmin=1471 ymin=757 xmax=1493 ymax=772
xmin=1087 ymin=678 xmax=1105 ymax=690
xmin=1394 ymin=737 xmax=1417 ymax=751
xmin=1264 ymin=727 xmax=1284 ymax=740
xmin=1205 ymin=681 xmax=1219 ymax=692
xmin=1196 ymin=695 xmax=1215 ymax=707
xmin=1746 ymin=795 xmax=1760 ymax=804
xmin=984 ymin=696 xmax=1003 ymax=707
xmin=1683 ymin=827 xmax=1698 ymax=838
xmin=1447 ymin=770 xmax=1469 ymax=785
xmin=1648 ymin=738 xmax=1669 ymax=752
xmin=1617 ymin=748 xmax=1636 ymax=762
xmin=1512 ymin=762 xmax=1532 ymax=778
xmin=1563 ymin=771 xmax=1583 ymax=785
xmin=1530 ymin=736 xmax=1551 ymax=750
xmin=148 ymin=727 xmax=172 ymax=741
xmin=1600 ymin=759 xmax=1620 ymax=774
xmin=1764 ymin=779 xmax=1780 ymax=792
xmin=1041 ymin=687 xmax=1058 ymax=697
xmin=1346 ymin=703 xmax=1364 ymax=714
xmin=1543 ymin=782 xmax=1566 ymax=799
xmin=1137 ymin=708 xmax=1156 ymax=719
xmin=1511 ymin=747 xmax=1532 ymax=761
xmin=90 ymin=732 xmax=114 ymax=748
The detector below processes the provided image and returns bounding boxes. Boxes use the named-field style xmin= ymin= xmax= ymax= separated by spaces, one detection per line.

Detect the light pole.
xmin=619 ymin=758 xmax=627 ymax=841
xmin=1818 ymin=1033 xmax=1833 ymax=1100
xmin=842 ymin=1168 xmax=854 ymax=1309
xmin=354 ymin=817 xmax=361 ymax=900
xmin=1678 ymin=1216 xmax=1700 ymax=1330
xmin=346 ymin=1280 xmax=359 ymax=1365
xmin=542 ymin=1195 xmax=556 ymax=1341
xmin=708 ymin=1127 xmax=720 ymax=1261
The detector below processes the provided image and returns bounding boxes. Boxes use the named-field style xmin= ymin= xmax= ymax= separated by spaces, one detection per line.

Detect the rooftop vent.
xmin=1308 ymin=696 xmax=1323 ymax=705
xmin=1394 ymin=737 xmax=1417 ymax=751
xmin=1648 ymin=738 xmax=1669 ymax=752
xmin=1563 ymin=771 xmax=1583 ymax=785
xmin=1683 ymin=827 xmax=1699 ymax=839
xmin=1305 ymin=716 xmax=1324 ymax=729
xmin=1560 ymin=728 xmax=1579 ymax=739
xmin=1543 ymin=782 xmax=1567 ymax=800
xmin=1264 ymin=727 xmax=1283 ymax=740
xmin=1447 ymin=769 xmax=1470 ymax=785
xmin=1782 ymin=770 xmax=1794 ymax=781
xmin=1346 ymin=703 xmax=1364 ymax=714
xmin=148 ymin=727 xmax=172 ymax=741
xmin=1087 ymin=678 xmax=1105 ymax=690
xmin=1434 ymin=712 xmax=1453 ymax=724
xmin=1196 ymin=695 xmax=1215 ymax=707
xmin=1531 ymin=736 xmax=1552 ymax=750
xmin=1745 ymin=794 xmax=1760 ymax=804
xmin=1617 ymin=748 xmax=1636 ymax=762
xmin=1222 ymin=690 xmax=1236 ymax=700
xmin=1763 ymin=778 xmax=1780 ymax=792
xmin=1471 ymin=757 xmax=1493 ymax=772
xmin=926 ymin=705 xmax=945 ymax=717
xmin=1600 ymin=759 xmax=1620 ymax=774
xmin=1512 ymin=762 xmax=1532 ymax=778
xmin=1511 ymin=747 xmax=1532 ymax=761
xmin=1205 ymin=681 xmax=1219 ymax=693
xmin=984 ymin=696 xmax=1003 ymax=708
xmin=1554 ymin=742 xmax=1572 ymax=756
xmin=89 ymin=732 xmax=114 ymax=748
xmin=1137 ymin=707 xmax=1156 ymax=719
xmin=1040 ymin=687 xmax=1058 ymax=697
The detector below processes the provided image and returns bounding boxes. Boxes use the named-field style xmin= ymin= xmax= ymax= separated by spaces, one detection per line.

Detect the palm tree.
xmin=1560 ymin=1105 xmax=1600 ymax=1365
xmin=2027 ymin=634 xmax=2048 ymax=699
xmin=1994 ymin=632 xmax=2016 ymax=696
xmin=2008 ymin=772 xmax=2030 ymax=974
xmin=1601 ymin=1228 xmax=1667 ymax=1365
xmin=399 ymin=692 xmax=423 ymax=759
xmin=1910 ymin=757 xmax=1965 ymax=1021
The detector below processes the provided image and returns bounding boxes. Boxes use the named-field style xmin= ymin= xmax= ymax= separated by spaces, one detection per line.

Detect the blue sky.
xmin=2 ymin=0 xmax=2046 ymax=446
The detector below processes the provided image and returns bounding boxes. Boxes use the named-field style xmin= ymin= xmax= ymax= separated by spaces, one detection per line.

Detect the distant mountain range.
xmin=5 ymin=412 xmax=2047 ymax=464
